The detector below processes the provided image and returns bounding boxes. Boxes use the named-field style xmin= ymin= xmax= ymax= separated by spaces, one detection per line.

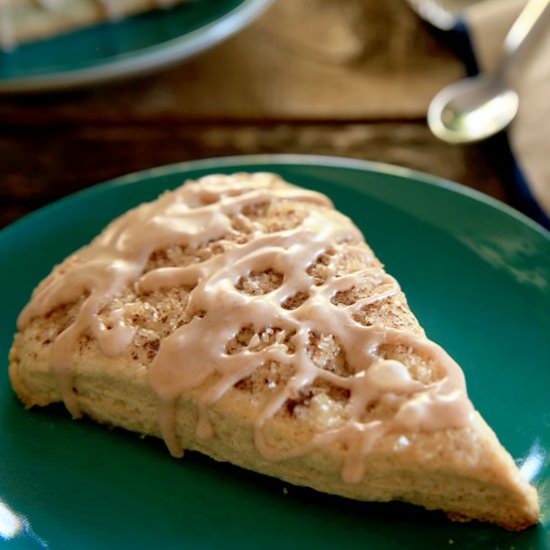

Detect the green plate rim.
xmin=3 ymin=154 xmax=550 ymax=243
xmin=0 ymin=0 xmax=272 ymax=93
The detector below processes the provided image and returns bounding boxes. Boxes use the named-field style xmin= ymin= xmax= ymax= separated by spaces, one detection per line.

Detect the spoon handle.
xmin=502 ymin=0 xmax=550 ymax=69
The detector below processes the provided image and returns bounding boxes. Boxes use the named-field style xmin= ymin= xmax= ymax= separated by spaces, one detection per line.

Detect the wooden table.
xmin=0 ymin=0 xmax=511 ymax=229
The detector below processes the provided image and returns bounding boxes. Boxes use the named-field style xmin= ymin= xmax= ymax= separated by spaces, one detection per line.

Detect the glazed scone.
xmin=9 ymin=173 xmax=539 ymax=531
xmin=0 ymin=0 xmax=189 ymax=49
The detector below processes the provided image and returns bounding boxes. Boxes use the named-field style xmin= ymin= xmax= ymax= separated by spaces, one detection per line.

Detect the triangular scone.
xmin=9 ymin=173 xmax=539 ymax=530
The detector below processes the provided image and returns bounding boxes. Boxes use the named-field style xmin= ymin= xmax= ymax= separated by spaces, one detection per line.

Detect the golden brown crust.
xmin=9 ymin=333 xmax=540 ymax=531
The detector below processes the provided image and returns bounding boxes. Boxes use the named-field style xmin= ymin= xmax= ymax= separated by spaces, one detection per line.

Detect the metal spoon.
xmin=428 ymin=0 xmax=550 ymax=144
xmin=406 ymin=0 xmax=483 ymax=31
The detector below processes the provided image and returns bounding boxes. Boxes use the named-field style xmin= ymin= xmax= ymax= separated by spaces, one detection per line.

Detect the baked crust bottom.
xmin=9 ymin=334 xmax=540 ymax=532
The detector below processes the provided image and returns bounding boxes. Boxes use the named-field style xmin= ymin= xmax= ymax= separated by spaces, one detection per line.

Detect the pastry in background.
xmin=0 ymin=0 xmax=190 ymax=49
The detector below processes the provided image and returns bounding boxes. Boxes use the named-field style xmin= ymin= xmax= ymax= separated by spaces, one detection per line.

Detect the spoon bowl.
xmin=426 ymin=0 xmax=550 ymax=144
xmin=428 ymin=75 xmax=519 ymax=144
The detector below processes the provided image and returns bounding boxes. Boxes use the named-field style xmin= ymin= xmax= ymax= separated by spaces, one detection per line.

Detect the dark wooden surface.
xmin=0 ymin=0 xmax=509 ymax=229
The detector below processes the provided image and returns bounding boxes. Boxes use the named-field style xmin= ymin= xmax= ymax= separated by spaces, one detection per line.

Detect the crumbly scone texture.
xmin=9 ymin=173 xmax=539 ymax=531
xmin=1 ymin=0 xmax=189 ymax=46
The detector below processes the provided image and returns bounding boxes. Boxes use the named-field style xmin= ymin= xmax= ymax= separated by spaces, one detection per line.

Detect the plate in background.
xmin=0 ymin=0 xmax=271 ymax=92
xmin=0 ymin=155 xmax=549 ymax=548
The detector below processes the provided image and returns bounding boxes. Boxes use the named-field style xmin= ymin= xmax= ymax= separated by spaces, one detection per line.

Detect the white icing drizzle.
xmin=18 ymin=173 xmax=474 ymax=483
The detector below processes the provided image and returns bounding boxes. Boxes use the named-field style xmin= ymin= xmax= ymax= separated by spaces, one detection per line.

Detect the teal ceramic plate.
xmin=1 ymin=155 xmax=549 ymax=549
xmin=0 ymin=0 xmax=271 ymax=92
